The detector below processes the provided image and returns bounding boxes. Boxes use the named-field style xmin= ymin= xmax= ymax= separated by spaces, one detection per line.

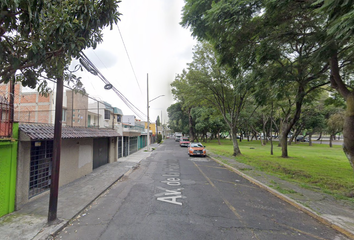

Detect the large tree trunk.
xmin=270 ymin=104 xmax=274 ymax=155
xmin=217 ymin=129 xmax=221 ymax=145
xmin=261 ymin=114 xmax=267 ymax=146
xmin=280 ymin=129 xmax=288 ymax=158
xmin=316 ymin=132 xmax=322 ymax=141
xmin=330 ymin=53 xmax=354 ymax=172
xmin=231 ymin=128 xmax=241 ymax=156
xmin=280 ymin=85 xmax=305 ymax=157
xmin=188 ymin=108 xmax=195 ymax=142
xmin=343 ymin=95 xmax=354 ymax=171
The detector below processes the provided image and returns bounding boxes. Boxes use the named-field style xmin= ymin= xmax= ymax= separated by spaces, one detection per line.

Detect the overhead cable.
xmin=79 ymin=52 xmax=146 ymax=119
xmin=116 ymin=24 xmax=143 ymax=95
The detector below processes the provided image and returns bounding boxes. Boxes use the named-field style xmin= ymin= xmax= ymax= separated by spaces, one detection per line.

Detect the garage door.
xmin=93 ymin=138 xmax=109 ymax=169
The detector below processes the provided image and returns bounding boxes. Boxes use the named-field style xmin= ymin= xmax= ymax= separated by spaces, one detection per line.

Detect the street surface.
xmin=55 ymin=139 xmax=349 ymax=240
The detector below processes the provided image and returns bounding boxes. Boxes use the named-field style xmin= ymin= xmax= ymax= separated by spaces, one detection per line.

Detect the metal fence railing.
xmin=0 ymin=97 xmax=13 ymax=138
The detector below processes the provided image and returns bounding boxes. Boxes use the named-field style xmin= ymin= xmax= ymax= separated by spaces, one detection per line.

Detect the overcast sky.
xmin=69 ymin=0 xmax=197 ymax=124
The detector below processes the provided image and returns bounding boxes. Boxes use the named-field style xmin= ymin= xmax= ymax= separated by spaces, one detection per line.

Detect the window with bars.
xmin=104 ymin=109 xmax=110 ymax=120
xmin=29 ymin=140 xmax=53 ymax=198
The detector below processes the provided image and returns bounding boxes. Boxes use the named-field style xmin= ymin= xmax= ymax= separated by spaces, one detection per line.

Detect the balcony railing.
xmin=0 ymin=99 xmax=13 ymax=138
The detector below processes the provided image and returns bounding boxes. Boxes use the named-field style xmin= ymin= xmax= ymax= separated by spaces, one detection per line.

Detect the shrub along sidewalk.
xmin=204 ymin=139 xmax=354 ymax=201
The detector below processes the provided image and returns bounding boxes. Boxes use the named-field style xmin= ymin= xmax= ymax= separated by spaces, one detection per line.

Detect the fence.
xmin=0 ymin=82 xmax=150 ymax=135
xmin=0 ymin=96 xmax=13 ymax=138
xmin=3 ymin=84 xmax=121 ymax=129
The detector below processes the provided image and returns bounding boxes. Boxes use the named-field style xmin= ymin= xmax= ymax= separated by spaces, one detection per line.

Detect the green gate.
xmin=0 ymin=123 xmax=18 ymax=217
xmin=138 ymin=135 xmax=146 ymax=150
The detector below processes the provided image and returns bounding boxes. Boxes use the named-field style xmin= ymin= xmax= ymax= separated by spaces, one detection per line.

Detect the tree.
xmin=1 ymin=0 xmax=121 ymax=91
xmin=171 ymin=70 xmax=202 ymax=141
xmin=167 ymin=102 xmax=189 ymax=134
xmin=182 ymin=0 xmax=329 ymax=158
xmin=183 ymin=42 xmax=254 ymax=156
xmin=156 ymin=116 xmax=161 ymax=126
xmin=1 ymin=0 xmax=122 ymax=223
xmin=191 ymin=107 xmax=210 ymax=142
xmin=327 ymin=111 xmax=345 ymax=147
xmin=316 ymin=0 xmax=354 ymax=172
xmin=157 ymin=133 xmax=162 ymax=144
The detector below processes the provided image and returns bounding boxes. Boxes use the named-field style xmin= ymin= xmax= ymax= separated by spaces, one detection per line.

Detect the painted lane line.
xmin=192 ymin=161 xmax=260 ymax=240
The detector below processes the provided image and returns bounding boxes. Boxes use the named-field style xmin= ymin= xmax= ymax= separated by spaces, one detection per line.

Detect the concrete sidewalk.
xmin=0 ymin=143 xmax=160 ymax=240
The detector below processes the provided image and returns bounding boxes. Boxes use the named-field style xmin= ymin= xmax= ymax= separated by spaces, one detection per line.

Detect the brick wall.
xmin=1 ymin=83 xmax=90 ymax=126
xmin=1 ymin=83 xmax=53 ymax=123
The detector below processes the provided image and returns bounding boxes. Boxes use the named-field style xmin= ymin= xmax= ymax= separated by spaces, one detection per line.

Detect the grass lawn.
xmin=204 ymin=139 xmax=354 ymax=200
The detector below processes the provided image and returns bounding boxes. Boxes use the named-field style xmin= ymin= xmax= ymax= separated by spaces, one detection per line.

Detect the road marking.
xmin=155 ymin=187 xmax=185 ymax=205
xmin=192 ymin=161 xmax=260 ymax=240
xmin=198 ymin=165 xmax=227 ymax=169
xmin=156 ymin=160 xmax=185 ymax=206
xmin=193 ymin=162 xmax=329 ymax=240
xmin=207 ymin=177 xmax=259 ymax=189
xmin=189 ymin=158 xmax=209 ymax=162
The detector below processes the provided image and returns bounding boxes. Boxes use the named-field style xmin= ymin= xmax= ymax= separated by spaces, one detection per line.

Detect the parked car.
xmin=180 ymin=138 xmax=190 ymax=147
xmin=296 ymin=136 xmax=309 ymax=142
xmin=188 ymin=142 xmax=206 ymax=157
xmin=175 ymin=136 xmax=181 ymax=142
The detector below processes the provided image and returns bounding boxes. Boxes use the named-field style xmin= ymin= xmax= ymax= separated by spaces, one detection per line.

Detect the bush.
xmin=157 ymin=134 xmax=162 ymax=143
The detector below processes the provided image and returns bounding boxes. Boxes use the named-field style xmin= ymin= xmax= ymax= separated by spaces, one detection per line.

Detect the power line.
xmin=79 ymin=52 xmax=146 ymax=119
xmin=116 ymin=24 xmax=143 ymax=95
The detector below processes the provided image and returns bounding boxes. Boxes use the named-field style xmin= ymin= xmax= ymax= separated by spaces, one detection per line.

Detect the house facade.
xmin=0 ymin=82 xmax=152 ymax=212
xmin=16 ymin=124 xmax=119 ymax=208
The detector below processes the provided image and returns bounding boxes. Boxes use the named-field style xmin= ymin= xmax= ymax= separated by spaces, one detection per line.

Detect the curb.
xmin=33 ymin=163 xmax=139 ymax=240
xmin=37 ymin=143 xmax=162 ymax=239
xmin=209 ymin=156 xmax=354 ymax=240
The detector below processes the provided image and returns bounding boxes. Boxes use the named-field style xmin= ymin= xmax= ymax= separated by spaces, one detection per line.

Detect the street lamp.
xmin=150 ymin=95 xmax=165 ymax=102
xmin=146 ymin=74 xmax=164 ymax=151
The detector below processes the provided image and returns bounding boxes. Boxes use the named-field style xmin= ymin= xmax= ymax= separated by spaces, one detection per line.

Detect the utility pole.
xmin=9 ymin=75 xmax=15 ymax=136
xmin=48 ymin=75 xmax=64 ymax=224
xmin=147 ymin=74 xmax=150 ymax=151
xmin=161 ymin=110 xmax=164 ymax=139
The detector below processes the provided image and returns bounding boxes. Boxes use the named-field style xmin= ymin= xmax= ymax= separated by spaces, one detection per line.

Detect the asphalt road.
xmin=55 ymin=139 xmax=349 ymax=240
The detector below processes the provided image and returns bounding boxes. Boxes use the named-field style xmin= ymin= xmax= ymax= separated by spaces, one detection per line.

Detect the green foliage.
xmin=171 ymin=42 xmax=257 ymax=155
xmin=156 ymin=116 xmax=161 ymax=126
xmin=157 ymin=134 xmax=162 ymax=144
xmin=316 ymin=0 xmax=354 ymax=42
xmin=181 ymin=0 xmax=332 ymax=158
xmin=324 ymin=92 xmax=346 ymax=109
xmin=0 ymin=0 xmax=121 ymax=91
xmin=206 ymin=139 xmax=354 ymax=199
xmin=181 ymin=0 xmax=354 ymax=171
xmin=327 ymin=111 xmax=345 ymax=135
xmin=167 ymin=102 xmax=189 ymax=133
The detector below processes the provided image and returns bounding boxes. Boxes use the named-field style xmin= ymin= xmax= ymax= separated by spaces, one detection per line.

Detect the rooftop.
xmin=19 ymin=123 xmax=120 ymax=140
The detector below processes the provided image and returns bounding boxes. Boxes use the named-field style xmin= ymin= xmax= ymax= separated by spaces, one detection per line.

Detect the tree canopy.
xmin=178 ymin=0 xmax=354 ymax=173
xmin=0 ymin=0 xmax=121 ymax=91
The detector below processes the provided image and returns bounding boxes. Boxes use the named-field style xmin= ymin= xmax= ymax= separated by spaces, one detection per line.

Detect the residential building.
xmin=0 ymin=81 xmax=152 ymax=213
xmin=16 ymin=124 xmax=119 ymax=208
xmin=63 ymin=90 xmax=88 ymax=127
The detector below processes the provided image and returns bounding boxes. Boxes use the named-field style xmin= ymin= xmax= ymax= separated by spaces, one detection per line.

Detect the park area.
xmin=205 ymin=139 xmax=354 ymax=201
